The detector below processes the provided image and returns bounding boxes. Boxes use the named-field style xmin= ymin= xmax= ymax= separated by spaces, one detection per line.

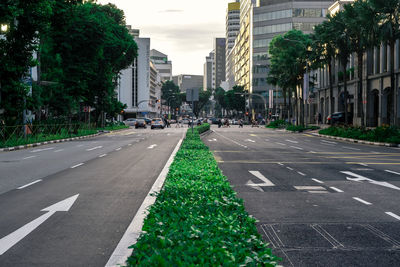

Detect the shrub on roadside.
xmin=319 ymin=126 xmax=400 ymax=144
xmin=266 ymin=119 xmax=288 ymax=129
xmin=127 ymin=126 xmax=279 ymax=266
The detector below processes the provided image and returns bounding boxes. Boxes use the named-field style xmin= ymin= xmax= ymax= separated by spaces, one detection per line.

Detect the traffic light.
xmin=245 ymin=112 xmax=249 ymax=116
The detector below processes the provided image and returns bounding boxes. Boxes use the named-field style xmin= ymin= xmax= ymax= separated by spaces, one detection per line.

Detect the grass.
xmin=127 ymin=124 xmax=279 ymax=266
xmin=319 ymin=126 xmax=400 ymax=144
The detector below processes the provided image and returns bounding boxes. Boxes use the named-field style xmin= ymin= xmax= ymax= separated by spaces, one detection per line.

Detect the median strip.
xmin=124 ymin=124 xmax=279 ymax=266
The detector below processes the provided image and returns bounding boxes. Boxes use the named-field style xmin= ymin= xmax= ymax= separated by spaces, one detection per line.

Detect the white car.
xmin=124 ymin=118 xmax=137 ymax=126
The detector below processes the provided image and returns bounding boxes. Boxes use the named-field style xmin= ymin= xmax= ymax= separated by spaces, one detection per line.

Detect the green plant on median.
xmin=127 ymin=126 xmax=279 ymax=266
xmin=286 ymin=125 xmax=320 ymax=132
xmin=319 ymin=126 xmax=400 ymax=144
xmin=266 ymin=119 xmax=288 ymax=129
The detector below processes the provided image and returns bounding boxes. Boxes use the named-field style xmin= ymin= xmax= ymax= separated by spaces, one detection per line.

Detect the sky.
xmin=97 ymin=0 xmax=232 ymax=76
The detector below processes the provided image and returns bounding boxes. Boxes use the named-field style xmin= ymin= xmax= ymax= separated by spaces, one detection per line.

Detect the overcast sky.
xmin=98 ymin=0 xmax=232 ymax=76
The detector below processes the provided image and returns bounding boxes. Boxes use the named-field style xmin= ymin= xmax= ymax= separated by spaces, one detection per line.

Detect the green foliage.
xmin=266 ymin=120 xmax=288 ymax=129
xmin=161 ymin=80 xmax=182 ymax=112
xmin=319 ymin=126 xmax=400 ymax=144
xmin=127 ymin=127 xmax=280 ymax=266
xmin=224 ymin=85 xmax=246 ymax=113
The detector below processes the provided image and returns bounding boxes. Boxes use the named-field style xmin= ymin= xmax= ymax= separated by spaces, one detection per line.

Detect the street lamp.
xmin=1 ymin=24 xmax=8 ymax=33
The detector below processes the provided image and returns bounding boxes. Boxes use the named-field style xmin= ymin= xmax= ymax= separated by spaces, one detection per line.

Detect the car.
xmin=327 ymin=112 xmax=353 ymax=125
xmin=123 ymin=118 xmax=137 ymax=126
xmin=151 ymin=118 xmax=165 ymax=129
xmin=134 ymin=119 xmax=146 ymax=129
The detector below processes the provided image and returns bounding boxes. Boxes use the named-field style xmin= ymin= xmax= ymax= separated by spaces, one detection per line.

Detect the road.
xmin=0 ymin=126 xmax=185 ymax=266
xmin=203 ymin=125 xmax=400 ymax=267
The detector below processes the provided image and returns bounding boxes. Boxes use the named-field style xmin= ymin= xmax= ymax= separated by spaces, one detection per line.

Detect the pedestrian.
xmin=318 ymin=113 xmax=322 ymax=125
xmin=239 ymin=119 xmax=243 ymax=128
xmin=218 ymin=119 xmax=222 ymax=128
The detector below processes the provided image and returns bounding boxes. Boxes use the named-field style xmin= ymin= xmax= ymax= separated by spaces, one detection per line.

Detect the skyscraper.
xmin=226 ymin=1 xmax=240 ymax=89
xmin=214 ymin=38 xmax=226 ymax=89
xmin=150 ymin=49 xmax=172 ymax=82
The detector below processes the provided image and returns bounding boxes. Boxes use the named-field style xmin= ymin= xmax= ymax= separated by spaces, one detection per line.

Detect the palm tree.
xmin=344 ymin=0 xmax=380 ymax=127
xmin=370 ymin=0 xmax=400 ymax=125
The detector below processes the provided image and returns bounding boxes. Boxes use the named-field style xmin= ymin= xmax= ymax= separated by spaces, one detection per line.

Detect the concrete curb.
xmin=312 ymin=132 xmax=400 ymax=148
xmin=0 ymin=127 xmax=130 ymax=152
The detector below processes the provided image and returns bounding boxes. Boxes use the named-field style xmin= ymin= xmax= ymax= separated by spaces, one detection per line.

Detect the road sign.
xmin=186 ymin=88 xmax=199 ymax=102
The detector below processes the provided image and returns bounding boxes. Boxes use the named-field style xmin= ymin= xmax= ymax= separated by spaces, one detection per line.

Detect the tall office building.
xmin=204 ymin=51 xmax=215 ymax=90
xmin=150 ymin=49 xmax=172 ymax=82
xmin=226 ymin=1 xmax=241 ymax=89
xmin=173 ymin=74 xmax=203 ymax=93
xmin=214 ymin=38 xmax=226 ymax=89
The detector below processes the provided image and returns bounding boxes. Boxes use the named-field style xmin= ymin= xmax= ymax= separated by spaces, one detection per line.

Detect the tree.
xmin=225 ymin=85 xmax=245 ymax=114
xmin=161 ymin=80 xmax=182 ymax=113
xmin=214 ymin=87 xmax=227 ymax=116
xmin=0 ymin=0 xmax=53 ymax=125
xmin=194 ymin=88 xmax=212 ymax=117
xmin=370 ymin=0 xmax=400 ymax=125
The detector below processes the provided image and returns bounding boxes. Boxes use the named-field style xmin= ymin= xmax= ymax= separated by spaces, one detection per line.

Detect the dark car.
xmin=151 ymin=118 xmax=165 ymax=129
xmin=327 ymin=112 xmax=353 ymax=125
xmin=134 ymin=119 xmax=146 ymax=129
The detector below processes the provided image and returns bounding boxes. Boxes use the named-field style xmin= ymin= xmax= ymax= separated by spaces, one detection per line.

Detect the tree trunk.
xmin=358 ymin=50 xmax=365 ymax=127
xmin=342 ymin=59 xmax=349 ymax=125
xmin=328 ymin=60 xmax=334 ymax=123
xmin=294 ymin=86 xmax=298 ymax=126
xmin=283 ymin=88 xmax=287 ymax=119
xmin=288 ymin=88 xmax=291 ymax=123
xmin=390 ymin=39 xmax=396 ymax=126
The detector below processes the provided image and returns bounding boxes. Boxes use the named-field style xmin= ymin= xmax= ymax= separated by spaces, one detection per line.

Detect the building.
xmin=214 ymin=38 xmax=226 ymax=89
xmin=118 ymin=27 xmax=160 ymax=118
xmin=203 ymin=51 xmax=214 ymax=90
xmin=173 ymin=74 xmax=203 ymax=93
xmin=150 ymin=49 xmax=172 ymax=82
xmin=226 ymin=1 xmax=241 ymax=88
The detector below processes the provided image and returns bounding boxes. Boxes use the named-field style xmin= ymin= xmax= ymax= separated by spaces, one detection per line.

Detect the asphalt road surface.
xmin=0 ymin=127 xmax=185 ymax=266
xmin=203 ymin=125 xmax=400 ymax=267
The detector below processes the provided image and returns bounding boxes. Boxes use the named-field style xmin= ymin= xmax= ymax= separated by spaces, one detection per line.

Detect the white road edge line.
xmin=312 ymin=178 xmax=324 ymax=184
xmin=105 ymin=136 xmax=184 ymax=267
xmin=99 ymin=154 xmax=107 ymax=158
xmin=342 ymin=146 xmax=361 ymax=151
xmin=290 ymin=146 xmax=303 ymax=150
xmin=17 ymin=179 xmax=42 ymax=190
xmin=386 ymin=212 xmax=400 ymax=221
xmin=321 ymin=140 xmax=337 ymax=144
xmin=115 ymin=147 xmax=122 ymax=151
xmin=330 ymin=186 xmax=344 ymax=193
xmin=385 ymin=170 xmax=400 ymax=176
xmin=353 ymin=197 xmax=372 ymax=205
xmin=22 ymin=155 xmax=36 ymax=160
xmin=86 ymin=146 xmax=103 ymax=151
xmin=70 ymin=163 xmax=84 ymax=169
xmin=54 ymin=149 xmax=64 ymax=153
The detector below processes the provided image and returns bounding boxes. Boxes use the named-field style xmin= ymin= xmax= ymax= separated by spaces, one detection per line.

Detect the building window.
xmin=254 ymin=9 xmax=292 ymax=22
xmin=293 ymin=8 xmax=327 ymax=18
xmin=253 ymin=38 xmax=273 ymax=48
xmin=254 ymin=23 xmax=292 ymax=35
xmin=293 ymin=22 xmax=319 ymax=32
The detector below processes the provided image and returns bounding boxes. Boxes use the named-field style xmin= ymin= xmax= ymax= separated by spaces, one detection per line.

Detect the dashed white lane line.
xmin=213 ymin=131 xmax=248 ymax=149
xmin=358 ymin=163 xmax=368 ymax=167
xmin=54 ymin=149 xmax=64 ymax=153
xmin=286 ymin=140 xmax=298 ymax=144
xmin=31 ymin=147 xmax=54 ymax=153
xmin=115 ymin=147 xmax=122 ymax=151
xmin=128 ymin=144 xmax=132 ymax=146
xmin=342 ymin=146 xmax=361 ymax=151
xmin=17 ymin=179 xmax=42 ymax=190
xmin=99 ymin=154 xmax=107 ymax=158
xmin=245 ymin=139 xmax=256 ymax=143
xmin=320 ymin=142 xmax=335 ymax=146
xmin=147 ymin=144 xmax=157 ymax=149
xmin=385 ymin=170 xmax=400 ymax=176
xmin=297 ymin=171 xmax=306 ymax=176
xmin=321 ymin=140 xmax=337 ymax=144
xmin=71 ymin=163 xmax=84 ymax=169
xmin=353 ymin=197 xmax=372 ymax=205
xmin=276 ymin=142 xmax=286 ymax=146
xmin=330 ymin=187 xmax=344 ymax=193
xmin=290 ymin=146 xmax=303 ymax=150
xmin=287 ymin=167 xmax=294 ymax=171
xmin=265 ymin=139 xmax=270 ymax=142
xmin=86 ymin=146 xmax=103 ymax=151
xmin=22 ymin=155 xmax=36 ymax=160
xmin=312 ymin=178 xmax=324 ymax=184
xmin=386 ymin=212 xmax=400 ymax=221
xmin=310 ymin=151 xmax=317 ymax=154
xmin=277 ymin=163 xmax=284 ymax=166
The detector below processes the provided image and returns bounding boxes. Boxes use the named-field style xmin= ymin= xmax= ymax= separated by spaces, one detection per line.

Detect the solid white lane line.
xmin=115 ymin=147 xmax=122 ymax=151
xmin=17 ymin=180 xmax=42 ymax=190
xmin=86 ymin=146 xmax=103 ymax=151
xmin=71 ymin=163 xmax=84 ymax=169
xmin=276 ymin=142 xmax=286 ymax=146
xmin=22 ymin=156 xmax=36 ymax=160
xmin=321 ymin=140 xmax=337 ymax=144
xmin=213 ymin=131 xmax=248 ymax=149
xmin=386 ymin=212 xmax=400 ymax=221
xmin=330 ymin=187 xmax=344 ymax=193
xmin=54 ymin=149 xmax=64 ymax=152
xmin=312 ymin=178 xmax=324 ymax=184
xmin=353 ymin=197 xmax=372 ymax=205
xmin=31 ymin=147 xmax=54 ymax=153
xmin=297 ymin=172 xmax=306 ymax=176
xmin=99 ymin=154 xmax=107 ymax=158
xmin=385 ymin=170 xmax=400 ymax=176
xmin=287 ymin=167 xmax=294 ymax=171
xmin=290 ymin=146 xmax=303 ymax=150
xmin=286 ymin=140 xmax=299 ymax=144
xmin=342 ymin=146 xmax=361 ymax=151
xmin=248 ymin=171 xmax=275 ymax=186
xmin=308 ymin=191 xmax=328 ymax=194
xmin=295 ymin=186 xmax=325 ymax=190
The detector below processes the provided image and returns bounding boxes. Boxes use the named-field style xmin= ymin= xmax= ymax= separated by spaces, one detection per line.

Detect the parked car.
xmin=151 ymin=118 xmax=165 ymax=129
xmin=134 ymin=119 xmax=146 ymax=129
xmin=123 ymin=118 xmax=137 ymax=126
xmin=327 ymin=112 xmax=353 ymax=125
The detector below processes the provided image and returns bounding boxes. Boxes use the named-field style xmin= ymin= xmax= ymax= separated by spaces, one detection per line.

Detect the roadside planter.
xmin=127 ymin=124 xmax=279 ymax=266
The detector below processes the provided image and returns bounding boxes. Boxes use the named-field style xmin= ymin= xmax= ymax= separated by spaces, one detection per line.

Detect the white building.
xmin=203 ymin=51 xmax=215 ymax=90
xmin=150 ymin=49 xmax=172 ymax=82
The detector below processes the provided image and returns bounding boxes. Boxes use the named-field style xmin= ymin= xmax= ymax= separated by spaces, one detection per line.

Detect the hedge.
xmin=127 ymin=125 xmax=279 ymax=266
xmin=319 ymin=126 xmax=400 ymax=144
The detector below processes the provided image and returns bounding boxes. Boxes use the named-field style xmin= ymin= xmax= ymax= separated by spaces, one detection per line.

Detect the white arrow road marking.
xmin=245 ymin=139 xmax=256 ymax=143
xmin=247 ymin=171 xmax=275 ymax=186
xmin=17 ymin=179 xmax=42 ymax=190
xmin=86 ymin=146 xmax=102 ymax=151
xmin=341 ymin=171 xmax=400 ymax=191
xmin=31 ymin=147 xmax=54 ymax=153
xmin=0 ymin=194 xmax=79 ymax=255
xmin=147 ymin=144 xmax=157 ymax=149
xmin=246 ymin=180 xmax=264 ymax=192
xmin=385 ymin=170 xmax=400 ymax=176
xmin=330 ymin=187 xmax=344 ymax=193
xmin=353 ymin=197 xmax=372 ymax=205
